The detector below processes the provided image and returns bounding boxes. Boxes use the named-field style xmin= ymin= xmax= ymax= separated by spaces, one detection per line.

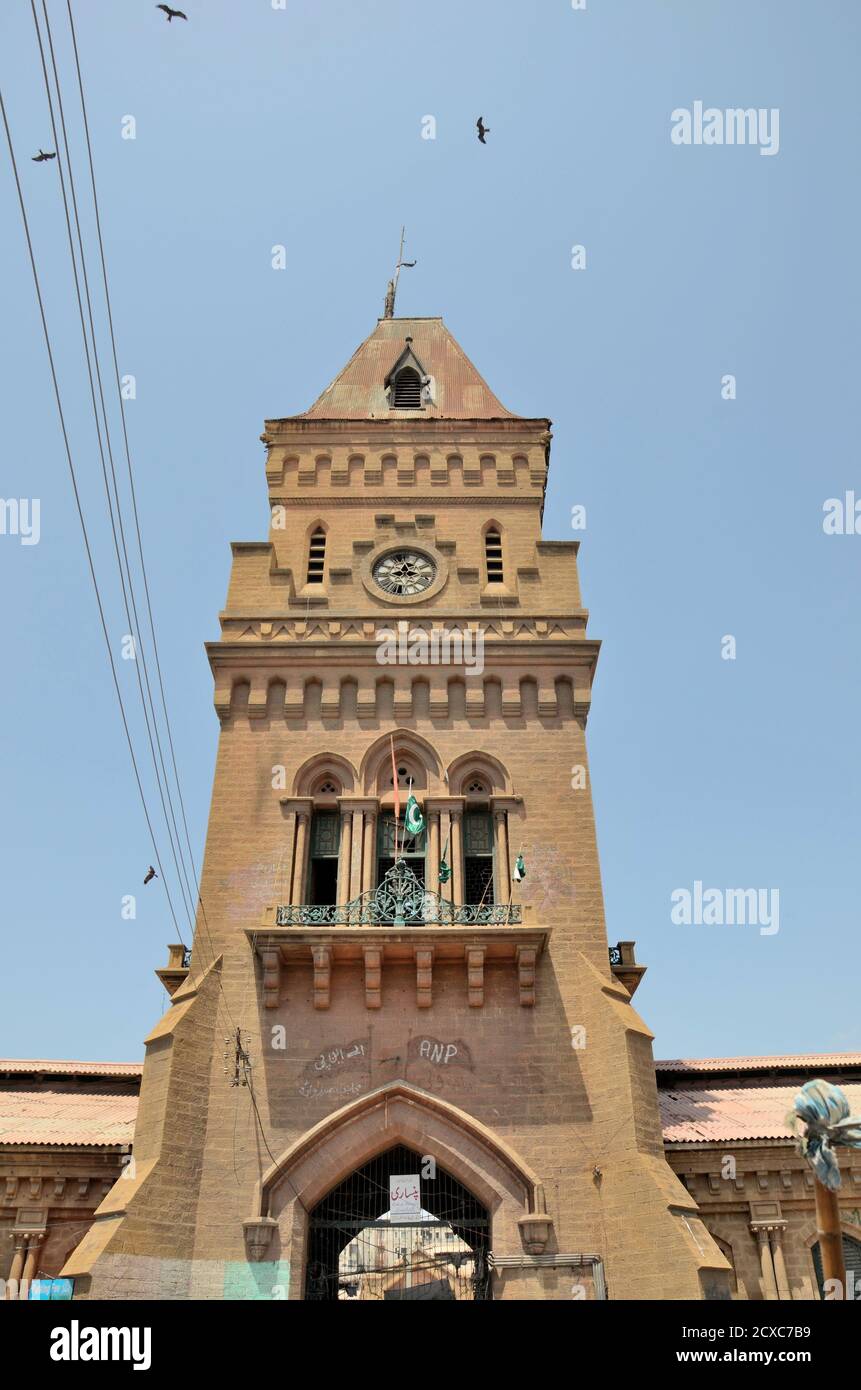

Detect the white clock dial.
xmin=373 ymin=550 xmax=436 ymax=596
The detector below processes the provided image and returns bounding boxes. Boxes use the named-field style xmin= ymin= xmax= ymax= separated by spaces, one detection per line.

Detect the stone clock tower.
xmin=65 ymin=314 xmax=730 ymax=1301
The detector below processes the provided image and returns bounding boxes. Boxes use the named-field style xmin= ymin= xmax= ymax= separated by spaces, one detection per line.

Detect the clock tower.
xmin=65 ymin=314 xmax=730 ymax=1301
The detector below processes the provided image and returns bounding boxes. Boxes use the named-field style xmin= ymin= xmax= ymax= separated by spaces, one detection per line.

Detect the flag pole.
xmin=506 ymin=841 xmax=524 ymax=926
xmin=390 ymin=736 xmax=400 ymax=865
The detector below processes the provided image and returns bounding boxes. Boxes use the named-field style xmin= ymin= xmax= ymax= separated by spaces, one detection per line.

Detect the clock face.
xmin=372 ymin=550 xmax=436 ymax=596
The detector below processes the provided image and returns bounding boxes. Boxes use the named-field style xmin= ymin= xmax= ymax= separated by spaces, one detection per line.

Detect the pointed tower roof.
xmin=295 ymin=317 xmax=517 ymax=420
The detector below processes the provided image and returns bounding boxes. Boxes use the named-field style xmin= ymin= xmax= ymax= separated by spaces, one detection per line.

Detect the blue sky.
xmin=1 ymin=0 xmax=858 ymax=1062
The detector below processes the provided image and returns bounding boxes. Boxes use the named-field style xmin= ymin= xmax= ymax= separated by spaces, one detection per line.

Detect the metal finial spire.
xmin=383 ymin=226 xmax=416 ymax=318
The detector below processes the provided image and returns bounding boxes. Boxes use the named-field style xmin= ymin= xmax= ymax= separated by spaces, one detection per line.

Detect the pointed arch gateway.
xmin=251 ymin=1082 xmax=552 ymax=1300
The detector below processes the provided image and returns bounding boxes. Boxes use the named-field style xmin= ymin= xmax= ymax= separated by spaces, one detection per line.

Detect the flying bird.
xmin=400 ymin=260 xmax=417 ymax=268
xmin=32 ymin=149 xmax=56 ymax=162
xmin=156 ymin=4 xmax=187 ymax=20
xmin=476 ymin=117 xmax=490 ymax=144
xmin=143 ymin=865 xmax=158 ymax=885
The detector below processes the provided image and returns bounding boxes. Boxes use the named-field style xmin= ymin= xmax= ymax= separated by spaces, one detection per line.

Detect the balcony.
xmin=252 ymin=862 xmax=548 ymax=1012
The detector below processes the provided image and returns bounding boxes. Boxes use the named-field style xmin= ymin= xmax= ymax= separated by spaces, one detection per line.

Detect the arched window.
xmin=464 ymin=809 xmax=494 ymax=905
xmin=812 ymin=1234 xmax=861 ymax=1298
xmin=308 ymin=811 xmax=340 ymax=906
xmin=392 ymin=368 xmax=422 ymax=409
xmin=485 ymin=528 xmax=503 ymax=583
xmin=307 ymin=528 xmax=326 ymax=583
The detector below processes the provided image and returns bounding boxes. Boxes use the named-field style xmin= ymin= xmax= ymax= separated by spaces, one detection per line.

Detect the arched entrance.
xmin=305 ymin=1144 xmax=492 ymax=1301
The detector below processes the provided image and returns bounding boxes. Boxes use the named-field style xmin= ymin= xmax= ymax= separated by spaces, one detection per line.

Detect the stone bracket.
xmin=312 ymin=946 xmax=332 ymax=1010
xmin=415 ymin=947 xmax=434 ymax=1008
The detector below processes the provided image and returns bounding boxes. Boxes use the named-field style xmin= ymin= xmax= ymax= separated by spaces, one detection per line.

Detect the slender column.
xmin=755 ymin=1227 xmax=779 ymax=1301
xmin=6 ymin=1235 xmax=26 ymax=1299
xmin=450 ymin=809 xmax=464 ymax=906
xmin=21 ymin=1233 xmax=43 ymax=1288
xmin=769 ymin=1227 xmax=791 ymax=1300
xmin=493 ymin=809 xmax=508 ymax=903
xmin=427 ymin=812 xmax=440 ymax=899
xmin=337 ymin=811 xmax=352 ymax=905
xmin=362 ymin=808 xmax=377 ymax=893
xmin=350 ymin=810 xmax=364 ymax=900
xmin=290 ymin=813 xmax=310 ymax=904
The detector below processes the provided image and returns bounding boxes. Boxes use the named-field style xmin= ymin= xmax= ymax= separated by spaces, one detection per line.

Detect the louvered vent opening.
xmin=307 ymin=528 xmax=326 ymax=582
xmin=485 ymin=529 xmax=504 ymax=582
xmin=392 ymin=368 xmax=422 ymax=409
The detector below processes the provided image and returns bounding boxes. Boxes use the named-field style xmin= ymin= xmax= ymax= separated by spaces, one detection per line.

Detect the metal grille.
xmin=305 ymin=1144 xmax=492 ymax=1301
xmin=464 ymin=857 xmax=494 ymax=906
xmin=464 ymin=810 xmax=492 ymax=855
xmin=378 ymin=813 xmax=426 ymax=856
xmin=311 ymin=812 xmax=341 ymax=858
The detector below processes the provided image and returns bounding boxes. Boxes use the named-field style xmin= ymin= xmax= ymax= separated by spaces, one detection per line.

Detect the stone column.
xmin=21 ymin=1232 xmax=43 ymax=1290
xmin=450 ymin=809 xmax=464 ymax=906
xmin=493 ymin=809 xmax=509 ymax=904
xmin=290 ymin=813 xmax=309 ymax=904
xmin=427 ymin=812 xmax=440 ymax=896
xmin=6 ymin=1235 xmax=26 ymax=1299
xmin=337 ymin=811 xmax=353 ymax=905
xmin=769 ymin=1226 xmax=791 ymax=1300
xmin=755 ymin=1227 xmax=779 ymax=1301
xmin=362 ymin=808 xmax=377 ymax=893
xmin=350 ymin=810 xmax=364 ymax=900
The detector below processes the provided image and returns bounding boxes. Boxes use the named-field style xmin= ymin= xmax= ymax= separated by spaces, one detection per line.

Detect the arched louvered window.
xmin=485 ymin=528 xmax=504 ymax=583
xmin=812 ymin=1235 xmax=861 ymax=1298
xmin=392 ymin=368 xmax=422 ymax=409
xmin=306 ymin=528 xmax=326 ymax=583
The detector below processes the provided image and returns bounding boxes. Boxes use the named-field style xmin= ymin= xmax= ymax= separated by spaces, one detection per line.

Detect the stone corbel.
xmin=363 ymin=946 xmax=382 ymax=1010
xmin=312 ymin=946 xmax=331 ymax=1010
xmin=516 ymin=946 xmax=537 ymax=1007
xmin=243 ymin=1217 xmax=278 ymax=1263
xmin=466 ymin=948 xmax=485 ymax=1008
xmin=518 ymin=1186 xmax=554 ymax=1255
xmin=261 ymin=947 xmax=281 ymax=1010
xmin=415 ymin=947 xmax=434 ymax=1008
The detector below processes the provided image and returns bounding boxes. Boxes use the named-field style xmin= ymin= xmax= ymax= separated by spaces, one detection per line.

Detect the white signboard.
xmin=389 ymin=1174 xmax=421 ymax=1222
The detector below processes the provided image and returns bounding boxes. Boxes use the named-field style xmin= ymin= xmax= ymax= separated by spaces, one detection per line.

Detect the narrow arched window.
xmin=306 ymin=528 xmax=326 ymax=583
xmin=485 ymin=528 xmax=503 ymax=583
xmin=392 ymin=368 xmax=422 ymax=409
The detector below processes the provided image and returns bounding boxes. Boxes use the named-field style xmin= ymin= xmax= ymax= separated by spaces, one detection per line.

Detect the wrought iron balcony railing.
xmin=275 ymin=861 xmax=522 ymax=928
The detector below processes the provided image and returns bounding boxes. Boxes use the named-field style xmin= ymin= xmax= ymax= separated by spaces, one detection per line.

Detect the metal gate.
xmin=304 ymin=1143 xmax=492 ymax=1301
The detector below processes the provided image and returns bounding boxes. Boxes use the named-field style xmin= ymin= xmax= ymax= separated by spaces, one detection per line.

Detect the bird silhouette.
xmin=143 ymin=865 xmax=158 ymax=885
xmin=400 ymin=260 xmax=417 ymax=268
xmin=476 ymin=117 xmax=490 ymax=144
xmin=32 ymin=149 xmax=56 ymax=162
xmin=156 ymin=4 xmax=187 ymax=20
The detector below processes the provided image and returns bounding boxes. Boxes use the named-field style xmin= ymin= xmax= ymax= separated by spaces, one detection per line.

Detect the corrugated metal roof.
xmin=656 ymin=1054 xmax=861 ymax=1074
xmin=659 ymin=1082 xmax=861 ymax=1143
xmin=0 ymin=1086 xmax=138 ymax=1148
xmin=0 ymin=1059 xmax=143 ymax=1077
xmin=293 ymin=317 xmax=517 ymax=421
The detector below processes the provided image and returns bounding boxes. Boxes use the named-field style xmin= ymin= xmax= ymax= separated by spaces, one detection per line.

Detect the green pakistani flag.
xmin=404 ymin=793 xmax=425 ymax=837
xmin=512 ymin=853 xmax=526 ymax=882
xmin=438 ymin=836 xmax=451 ymax=884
